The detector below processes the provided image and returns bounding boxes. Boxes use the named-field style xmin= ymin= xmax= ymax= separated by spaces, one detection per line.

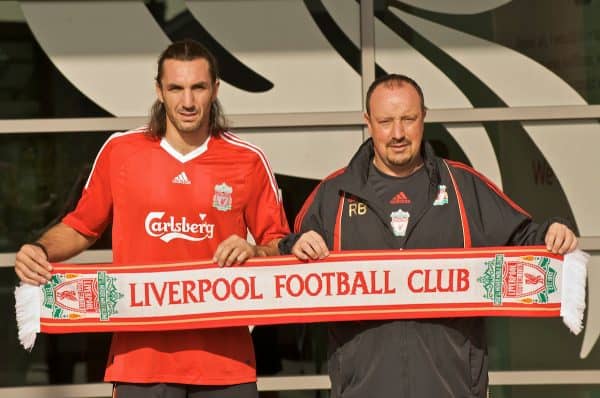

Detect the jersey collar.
xmin=159 ymin=135 xmax=211 ymax=163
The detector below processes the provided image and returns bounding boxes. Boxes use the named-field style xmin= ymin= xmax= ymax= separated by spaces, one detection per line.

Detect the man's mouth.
xmin=388 ymin=141 xmax=409 ymax=150
xmin=179 ymin=111 xmax=198 ymax=120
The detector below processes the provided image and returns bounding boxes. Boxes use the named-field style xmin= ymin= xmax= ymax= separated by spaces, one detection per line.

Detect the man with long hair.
xmin=15 ymin=39 xmax=290 ymax=398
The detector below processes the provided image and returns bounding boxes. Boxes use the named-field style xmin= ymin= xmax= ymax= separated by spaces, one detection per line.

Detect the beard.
xmin=386 ymin=152 xmax=412 ymax=167
xmin=385 ymin=139 xmax=413 ymax=165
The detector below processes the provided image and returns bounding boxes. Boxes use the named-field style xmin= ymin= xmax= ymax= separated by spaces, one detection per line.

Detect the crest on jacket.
xmin=390 ymin=209 xmax=410 ymax=237
xmin=433 ymin=185 xmax=449 ymax=206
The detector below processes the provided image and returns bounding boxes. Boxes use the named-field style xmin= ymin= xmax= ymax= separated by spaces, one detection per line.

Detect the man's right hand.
xmin=14 ymin=244 xmax=53 ymax=285
xmin=291 ymin=230 xmax=330 ymax=261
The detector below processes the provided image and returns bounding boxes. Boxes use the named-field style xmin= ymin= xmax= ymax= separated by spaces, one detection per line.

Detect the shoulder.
xmin=214 ymin=131 xmax=271 ymax=164
xmin=84 ymin=127 xmax=150 ymax=187
xmin=445 ymin=159 xmax=485 ymax=179
xmin=100 ymin=125 xmax=152 ymax=153
xmin=320 ymin=167 xmax=348 ymax=189
xmin=303 ymin=167 xmax=348 ymax=202
xmin=216 ymin=131 xmax=281 ymax=196
xmin=444 ymin=159 xmax=500 ymax=191
xmin=83 ymin=127 xmax=156 ymax=189
xmin=444 ymin=159 xmax=530 ymax=216
xmin=306 ymin=167 xmax=348 ymax=202
xmin=293 ymin=167 xmax=348 ymax=231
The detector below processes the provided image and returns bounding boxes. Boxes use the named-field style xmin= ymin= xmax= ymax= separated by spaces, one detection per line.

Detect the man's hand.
xmin=545 ymin=222 xmax=578 ymax=254
xmin=291 ymin=230 xmax=330 ymax=261
xmin=14 ymin=244 xmax=53 ymax=285
xmin=213 ymin=235 xmax=257 ymax=267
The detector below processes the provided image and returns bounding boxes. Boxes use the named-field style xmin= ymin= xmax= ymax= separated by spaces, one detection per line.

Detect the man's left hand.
xmin=213 ymin=235 xmax=257 ymax=267
xmin=545 ymin=222 xmax=578 ymax=254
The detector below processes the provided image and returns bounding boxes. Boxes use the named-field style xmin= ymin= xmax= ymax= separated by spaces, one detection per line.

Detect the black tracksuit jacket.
xmin=279 ymin=139 xmax=557 ymax=398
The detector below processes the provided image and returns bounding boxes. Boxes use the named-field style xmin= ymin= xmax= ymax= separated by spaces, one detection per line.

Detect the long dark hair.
xmin=147 ymin=39 xmax=228 ymax=139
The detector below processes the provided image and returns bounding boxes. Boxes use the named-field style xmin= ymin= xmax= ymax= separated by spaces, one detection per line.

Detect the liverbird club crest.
xmin=43 ymin=272 xmax=123 ymax=321
xmin=478 ymin=254 xmax=557 ymax=305
xmin=390 ymin=209 xmax=410 ymax=237
xmin=53 ymin=278 xmax=99 ymax=313
xmin=212 ymin=183 xmax=233 ymax=211
xmin=433 ymin=185 xmax=449 ymax=206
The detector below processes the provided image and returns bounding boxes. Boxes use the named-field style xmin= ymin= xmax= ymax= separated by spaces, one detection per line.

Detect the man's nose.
xmin=391 ymin=120 xmax=405 ymax=139
xmin=182 ymin=89 xmax=195 ymax=108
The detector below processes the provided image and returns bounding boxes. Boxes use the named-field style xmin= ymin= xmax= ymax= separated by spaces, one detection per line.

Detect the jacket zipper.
xmin=400 ymin=180 xmax=438 ymax=248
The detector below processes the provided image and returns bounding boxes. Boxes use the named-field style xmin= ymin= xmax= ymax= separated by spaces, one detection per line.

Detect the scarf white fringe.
xmin=15 ymin=283 xmax=40 ymax=351
xmin=561 ymin=249 xmax=589 ymax=335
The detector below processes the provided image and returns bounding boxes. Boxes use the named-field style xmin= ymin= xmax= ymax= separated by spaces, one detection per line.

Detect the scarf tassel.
xmin=561 ymin=249 xmax=589 ymax=335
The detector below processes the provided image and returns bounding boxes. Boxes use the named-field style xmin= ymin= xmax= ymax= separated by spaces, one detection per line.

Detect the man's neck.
xmin=374 ymin=157 xmax=424 ymax=178
xmin=164 ymin=128 xmax=210 ymax=155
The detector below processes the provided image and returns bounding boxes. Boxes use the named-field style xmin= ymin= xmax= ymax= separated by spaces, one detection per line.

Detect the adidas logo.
xmin=390 ymin=191 xmax=410 ymax=204
xmin=172 ymin=171 xmax=191 ymax=185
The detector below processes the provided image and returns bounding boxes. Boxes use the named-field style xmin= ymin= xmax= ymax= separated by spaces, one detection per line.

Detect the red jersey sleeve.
xmin=62 ymin=136 xmax=114 ymax=238
xmin=244 ymin=156 xmax=290 ymax=245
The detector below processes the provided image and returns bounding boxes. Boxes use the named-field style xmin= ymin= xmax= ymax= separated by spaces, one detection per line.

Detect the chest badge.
xmin=212 ymin=183 xmax=233 ymax=211
xmin=390 ymin=209 xmax=410 ymax=237
xmin=433 ymin=185 xmax=449 ymax=206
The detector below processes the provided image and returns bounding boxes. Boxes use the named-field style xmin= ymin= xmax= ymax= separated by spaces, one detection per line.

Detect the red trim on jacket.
xmin=294 ymin=167 xmax=347 ymax=233
xmin=446 ymin=160 xmax=531 ymax=218
xmin=333 ymin=195 xmax=345 ymax=250
xmin=443 ymin=160 xmax=472 ymax=248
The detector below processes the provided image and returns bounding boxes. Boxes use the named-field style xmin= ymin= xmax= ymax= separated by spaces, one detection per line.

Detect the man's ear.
xmin=155 ymin=82 xmax=163 ymax=103
xmin=363 ymin=112 xmax=373 ymax=137
xmin=212 ymin=79 xmax=220 ymax=101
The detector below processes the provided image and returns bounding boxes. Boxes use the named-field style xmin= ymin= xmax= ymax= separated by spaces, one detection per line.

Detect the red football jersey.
xmin=63 ymin=127 xmax=290 ymax=385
